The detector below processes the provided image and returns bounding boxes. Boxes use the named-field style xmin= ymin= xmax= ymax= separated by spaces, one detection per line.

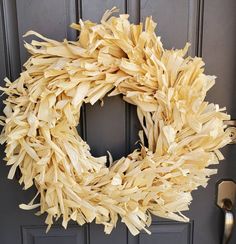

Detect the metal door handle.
xmin=222 ymin=198 xmax=234 ymax=244
xmin=217 ymin=180 xmax=236 ymax=244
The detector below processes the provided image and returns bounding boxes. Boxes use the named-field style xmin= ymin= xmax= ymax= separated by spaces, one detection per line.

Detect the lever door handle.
xmin=217 ymin=180 xmax=236 ymax=244
xmin=222 ymin=198 xmax=234 ymax=244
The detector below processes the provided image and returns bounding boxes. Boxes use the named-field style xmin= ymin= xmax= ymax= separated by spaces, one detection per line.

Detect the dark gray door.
xmin=0 ymin=0 xmax=235 ymax=244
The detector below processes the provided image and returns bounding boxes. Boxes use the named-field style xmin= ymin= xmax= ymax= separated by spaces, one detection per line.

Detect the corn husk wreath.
xmin=0 ymin=8 xmax=231 ymax=235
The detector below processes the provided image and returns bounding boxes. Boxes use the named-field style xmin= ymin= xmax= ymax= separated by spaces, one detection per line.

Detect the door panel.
xmin=82 ymin=0 xmax=127 ymax=161
xmin=188 ymin=1 xmax=236 ymax=243
xmin=136 ymin=222 xmax=192 ymax=244
xmin=128 ymin=222 xmax=192 ymax=244
xmin=141 ymin=0 xmax=190 ymax=49
xmin=0 ymin=0 xmax=235 ymax=244
xmin=16 ymin=0 xmax=77 ymax=65
xmin=0 ymin=6 xmax=6 ymax=80
xmin=22 ymin=225 xmax=86 ymax=244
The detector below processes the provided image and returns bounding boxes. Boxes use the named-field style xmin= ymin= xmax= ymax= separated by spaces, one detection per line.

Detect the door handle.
xmin=222 ymin=198 xmax=234 ymax=244
xmin=217 ymin=180 xmax=236 ymax=244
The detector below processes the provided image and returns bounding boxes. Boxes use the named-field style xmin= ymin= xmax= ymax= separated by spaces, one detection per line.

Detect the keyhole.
xmin=222 ymin=198 xmax=233 ymax=211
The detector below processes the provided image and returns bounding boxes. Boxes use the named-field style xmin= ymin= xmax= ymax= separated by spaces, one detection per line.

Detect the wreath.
xmin=0 ymin=8 xmax=231 ymax=235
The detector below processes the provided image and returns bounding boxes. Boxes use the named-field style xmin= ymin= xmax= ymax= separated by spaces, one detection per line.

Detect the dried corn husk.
xmin=0 ymin=7 xmax=231 ymax=235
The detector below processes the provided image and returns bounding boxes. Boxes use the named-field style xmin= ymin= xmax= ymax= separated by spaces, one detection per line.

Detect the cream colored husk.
xmin=0 ymin=8 xmax=231 ymax=235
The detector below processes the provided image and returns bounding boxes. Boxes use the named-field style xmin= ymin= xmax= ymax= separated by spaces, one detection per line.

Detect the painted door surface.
xmin=0 ymin=0 xmax=236 ymax=244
